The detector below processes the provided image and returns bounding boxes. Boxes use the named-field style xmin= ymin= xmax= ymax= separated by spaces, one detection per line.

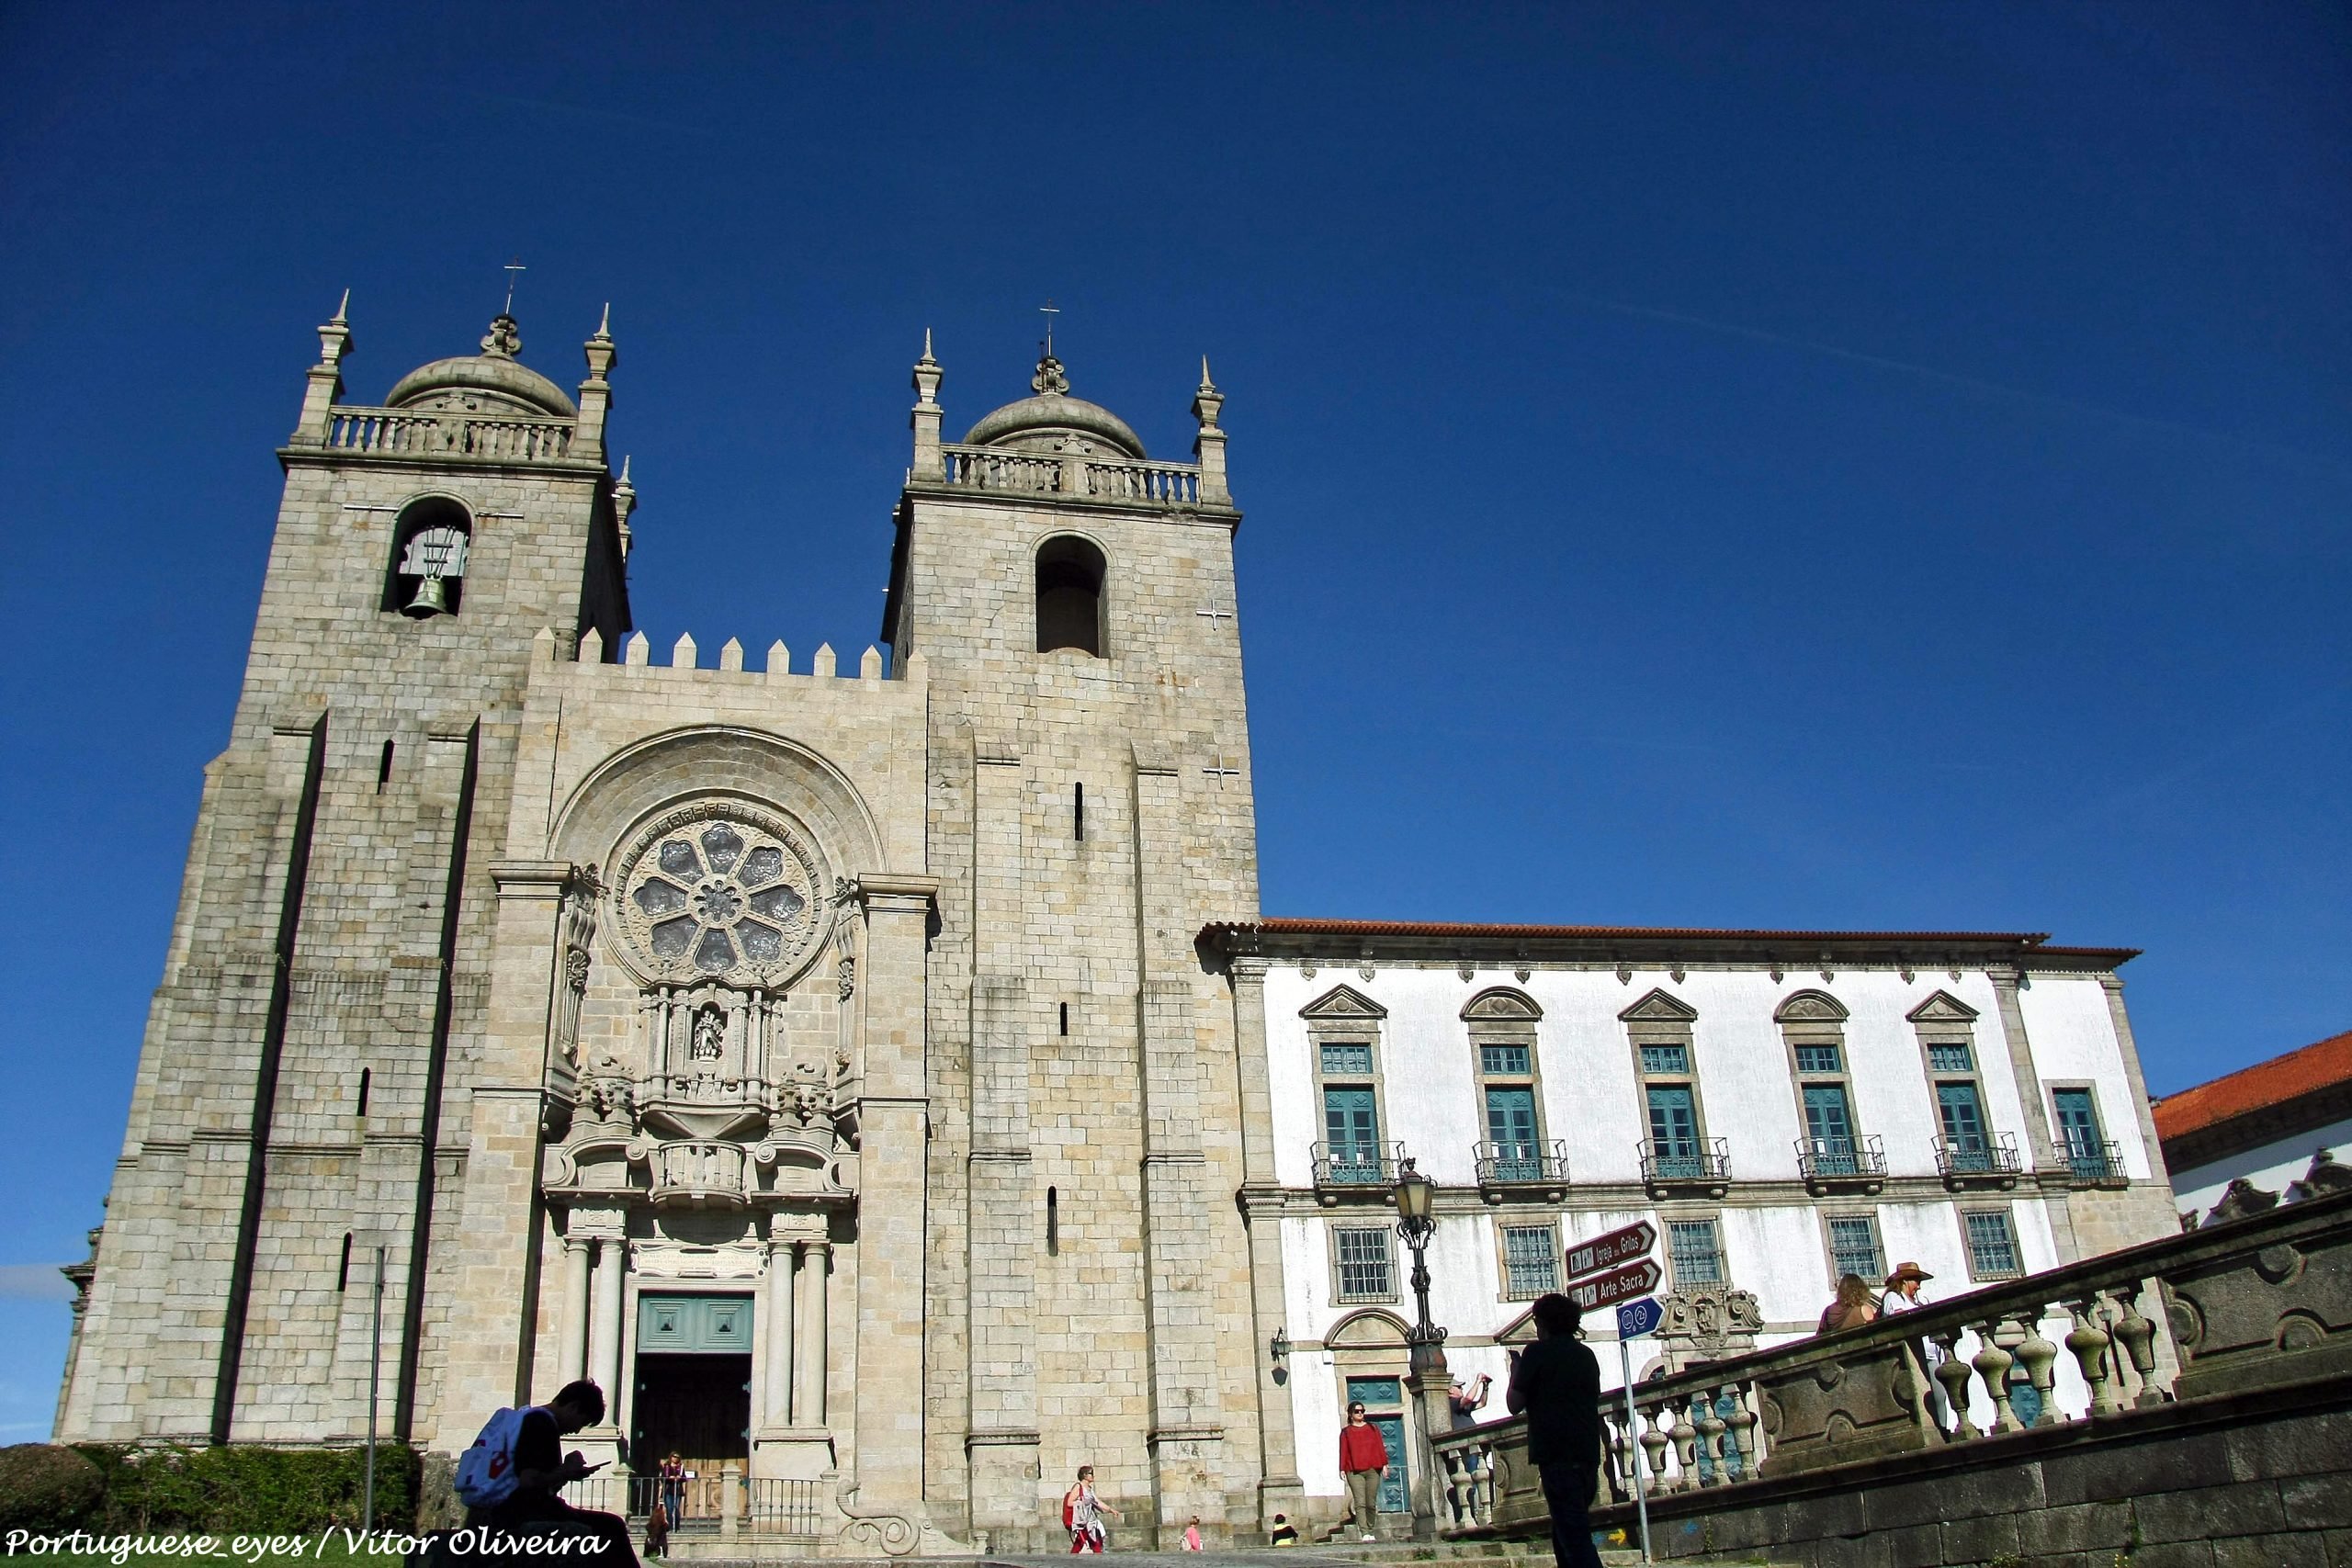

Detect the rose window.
xmin=614 ymin=809 xmax=823 ymax=984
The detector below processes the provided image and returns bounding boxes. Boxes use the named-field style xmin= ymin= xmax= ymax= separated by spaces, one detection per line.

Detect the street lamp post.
xmin=1393 ymin=1160 xmax=1449 ymax=1540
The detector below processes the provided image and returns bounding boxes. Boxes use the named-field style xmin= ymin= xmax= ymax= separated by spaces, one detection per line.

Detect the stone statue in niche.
xmin=691 ymin=1006 xmax=725 ymax=1064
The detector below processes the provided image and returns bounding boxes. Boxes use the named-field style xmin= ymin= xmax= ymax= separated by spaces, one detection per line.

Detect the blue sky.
xmin=2 ymin=3 xmax=2346 ymax=1441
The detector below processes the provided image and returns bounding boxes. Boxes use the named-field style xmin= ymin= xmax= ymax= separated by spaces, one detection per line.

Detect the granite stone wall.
xmin=1596 ymin=1375 xmax=2352 ymax=1568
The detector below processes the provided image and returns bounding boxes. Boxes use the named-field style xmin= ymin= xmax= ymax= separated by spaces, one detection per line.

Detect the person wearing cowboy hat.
xmin=1879 ymin=1260 xmax=1933 ymax=1314
xmin=1878 ymin=1262 xmax=1951 ymax=1433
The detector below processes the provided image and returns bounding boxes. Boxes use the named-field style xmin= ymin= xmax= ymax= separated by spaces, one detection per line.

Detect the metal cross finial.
xmin=503 ymin=258 xmax=527 ymax=315
xmin=1038 ymin=299 xmax=1058 ymax=358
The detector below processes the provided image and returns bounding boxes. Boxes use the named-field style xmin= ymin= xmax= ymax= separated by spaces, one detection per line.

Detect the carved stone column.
xmin=795 ymin=1239 xmax=830 ymax=1426
xmin=590 ymin=1236 xmax=626 ymax=1413
xmin=764 ymin=1238 xmax=797 ymax=1426
xmin=558 ymin=1234 xmax=593 ymax=1382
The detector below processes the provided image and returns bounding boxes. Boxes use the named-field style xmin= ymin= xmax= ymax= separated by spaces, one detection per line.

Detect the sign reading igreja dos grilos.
xmin=1564 ymin=1220 xmax=1656 ymax=1283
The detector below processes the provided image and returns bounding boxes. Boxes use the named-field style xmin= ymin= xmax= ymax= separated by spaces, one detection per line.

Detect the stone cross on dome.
xmin=1032 ymin=299 xmax=1069 ymax=394
xmin=480 ymin=258 xmax=527 ymax=358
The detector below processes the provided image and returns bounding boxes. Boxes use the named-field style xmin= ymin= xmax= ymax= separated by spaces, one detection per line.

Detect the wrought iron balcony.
xmin=1311 ymin=1139 xmax=1408 ymax=1196
xmin=1640 ymin=1137 xmax=1731 ymax=1197
xmin=1475 ymin=1139 xmax=1571 ymax=1200
xmin=2064 ymin=1140 xmax=2130 ymax=1188
xmin=1796 ymin=1134 xmax=1887 ymax=1192
xmin=1935 ymin=1131 xmax=2024 ymax=1189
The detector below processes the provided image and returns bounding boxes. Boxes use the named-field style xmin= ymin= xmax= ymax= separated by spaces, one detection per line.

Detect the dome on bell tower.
xmin=383 ymin=313 xmax=578 ymax=418
xmin=961 ymin=348 xmax=1146 ymax=458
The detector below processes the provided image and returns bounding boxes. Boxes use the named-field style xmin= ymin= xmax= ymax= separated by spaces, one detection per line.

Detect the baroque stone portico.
xmin=54 ymin=299 xmax=2180 ymax=1555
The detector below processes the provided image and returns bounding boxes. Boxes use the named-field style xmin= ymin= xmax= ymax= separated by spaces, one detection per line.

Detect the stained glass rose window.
xmin=614 ymin=807 xmax=822 ymax=983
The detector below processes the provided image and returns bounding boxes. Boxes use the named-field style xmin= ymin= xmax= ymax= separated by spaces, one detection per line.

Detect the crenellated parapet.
xmin=564 ymin=625 xmax=916 ymax=688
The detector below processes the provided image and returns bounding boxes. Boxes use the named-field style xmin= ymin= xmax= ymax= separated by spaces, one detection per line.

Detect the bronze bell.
xmin=402 ymin=575 xmax=450 ymax=618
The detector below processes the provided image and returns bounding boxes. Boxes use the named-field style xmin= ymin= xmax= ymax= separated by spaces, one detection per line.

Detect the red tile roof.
xmin=1244 ymin=918 xmax=2060 ymax=943
xmin=2153 ymin=1028 xmax=2352 ymax=1146
xmin=1203 ymin=918 xmax=2138 ymax=963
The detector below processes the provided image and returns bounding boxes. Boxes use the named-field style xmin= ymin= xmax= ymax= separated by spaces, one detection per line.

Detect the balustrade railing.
xmin=937 ymin=443 xmax=1203 ymax=507
xmin=1639 ymin=1137 xmax=1730 ymax=1191
xmin=743 ymin=1478 xmax=826 ymax=1533
xmin=1795 ymin=1134 xmax=1886 ymax=1186
xmin=648 ymin=1139 xmax=751 ymax=1208
xmin=324 ymin=405 xmax=576 ymax=462
xmin=560 ymin=1473 xmax=658 ymax=1517
xmin=1475 ymin=1138 xmax=1571 ymax=1189
xmin=1311 ymin=1139 xmax=1408 ymax=1190
xmin=1431 ymin=1188 xmax=2352 ymax=1537
xmin=1935 ymin=1131 xmax=2023 ymax=1184
xmin=2064 ymin=1139 xmax=2129 ymax=1187
xmin=560 ymin=1472 xmax=824 ymax=1533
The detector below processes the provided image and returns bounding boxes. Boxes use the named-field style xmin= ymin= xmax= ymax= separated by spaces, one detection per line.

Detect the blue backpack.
xmin=454 ymin=1406 xmax=542 ymax=1509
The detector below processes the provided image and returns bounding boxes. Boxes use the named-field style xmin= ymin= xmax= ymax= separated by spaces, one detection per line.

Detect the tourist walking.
xmin=1063 ymin=1465 xmax=1120 ymax=1554
xmin=1816 ymin=1273 xmax=1880 ymax=1334
xmin=1878 ymin=1261 xmax=1951 ymax=1432
xmin=1181 ymin=1516 xmax=1204 ymax=1551
xmin=1338 ymin=1400 xmax=1389 ymax=1541
xmin=1504 ymin=1292 xmax=1605 ymax=1568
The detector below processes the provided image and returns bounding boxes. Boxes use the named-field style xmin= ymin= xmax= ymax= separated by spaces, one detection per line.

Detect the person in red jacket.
xmin=1338 ymin=1401 xmax=1389 ymax=1541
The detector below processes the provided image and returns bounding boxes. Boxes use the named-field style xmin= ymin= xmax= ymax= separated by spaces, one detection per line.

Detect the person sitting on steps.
xmin=458 ymin=1380 xmax=638 ymax=1568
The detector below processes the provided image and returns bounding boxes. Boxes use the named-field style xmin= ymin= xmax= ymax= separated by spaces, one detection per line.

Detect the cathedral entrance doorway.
xmin=632 ymin=1294 xmax=753 ymax=1523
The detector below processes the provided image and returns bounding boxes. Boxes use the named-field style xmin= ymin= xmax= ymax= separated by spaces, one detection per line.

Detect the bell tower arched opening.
xmin=1035 ymin=535 xmax=1105 ymax=656
xmin=383 ymin=495 xmax=473 ymax=618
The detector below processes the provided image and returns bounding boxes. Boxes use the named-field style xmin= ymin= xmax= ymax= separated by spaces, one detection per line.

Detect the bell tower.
xmin=883 ymin=336 xmax=1267 ymax=1544
xmin=56 ymin=297 xmax=634 ymax=1446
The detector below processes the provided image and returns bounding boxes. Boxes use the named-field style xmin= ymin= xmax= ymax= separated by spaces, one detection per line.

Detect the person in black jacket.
xmin=1505 ymin=1293 xmax=1605 ymax=1568
xmin=466 ymin=1382 xmax=638 ymax=1568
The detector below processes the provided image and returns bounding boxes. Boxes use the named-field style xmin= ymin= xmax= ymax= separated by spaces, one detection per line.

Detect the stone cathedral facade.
xmin=54 ymin=299 xmax=2181 ymax=1553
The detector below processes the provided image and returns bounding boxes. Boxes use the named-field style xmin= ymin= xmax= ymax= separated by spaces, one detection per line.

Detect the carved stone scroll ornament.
xmin=835 ymin=1486 xmax=921 ymax=1557
xmin=2205 ymin=1178 xmax=2280 ymax=1227
xmin=552 ymin=866 xmax=600 ymax=1062
xmin=1658 ymin=1286 xmax=1764 ymax=1360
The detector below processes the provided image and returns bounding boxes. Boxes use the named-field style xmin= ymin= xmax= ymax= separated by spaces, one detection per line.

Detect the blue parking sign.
xmin=1616 ymin=1296 xmax=1664 ymax=1340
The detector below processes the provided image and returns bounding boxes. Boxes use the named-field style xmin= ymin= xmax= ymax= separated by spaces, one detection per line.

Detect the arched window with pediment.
xmin=1302 ymin=984 xmax=1392 ymax=1188
xmin=1463 ymin=988 xmax=1553 ymax=1186
xmin=1776 ymin=990 xmax=1875 ymax=1186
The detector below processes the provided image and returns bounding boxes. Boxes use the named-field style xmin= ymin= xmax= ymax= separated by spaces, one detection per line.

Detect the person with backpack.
xmin=1062 ymin=1465 xmax=1119 ymax=1553
xmin=452 ymin=1380 xmax=636 ymax=1568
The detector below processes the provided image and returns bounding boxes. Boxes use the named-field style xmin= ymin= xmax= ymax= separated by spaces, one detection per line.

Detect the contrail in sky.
xmin=1562 ymin=291 xmax=2346 ymax=470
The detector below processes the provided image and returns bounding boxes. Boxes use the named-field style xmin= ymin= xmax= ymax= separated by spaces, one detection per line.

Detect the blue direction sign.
xmin=1616 ymin=1296 xmax=1665 ymax=1341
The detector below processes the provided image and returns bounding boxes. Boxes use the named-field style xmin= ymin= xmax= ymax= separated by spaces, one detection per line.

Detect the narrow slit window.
xmin=337 ymin=1232 xmax=354 ymax=1292
xmin=1074 ymin=783 xmax=1085 ymax=841
xmin=1046 ymin=1187 xmax=1059 ymax=1256
xmin=356 ymin=1068 xmax=371 ymax=1118
xmin=377 ymin=740 xmax=394 ymax=793
xmin=1059 ymin=1001 xmax=1069 ymax=1036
